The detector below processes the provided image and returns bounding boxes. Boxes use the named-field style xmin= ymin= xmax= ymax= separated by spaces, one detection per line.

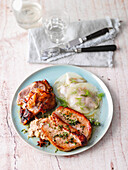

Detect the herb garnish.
xmin=69 ymin=119 xmax=80 ymax=126
xmin=70 ymin=78 xmax=77 ymax=83
xmin=63 ymin=132 xmax=68 ymax=137
xmin=81 ymin=89 xmax=91 ymax=97
xmin=71 ymin=91 xmax=77 ymax=94
xmin=89 ymin=118 xmax=101 ymax=126
xmin=55 ymin=148 xmax=58 ymax=153
xmin=75 ymin=98 xmax=82 ymax=105
xmin=66 ymin=125 xmax=70 ymax=130
xmin=69 ymin=113 xmax=73 ymax=117
xmin=21 ymin=129 xmax=28 ymax=134
xmin=97 ymin=93 xmax=104 ymax=98
xmin=58 ymin=125 xmax=63 ymax=129
xmin=57 ymin=97 xmax=68 ymax=107
xmin=80 ymin=125 xmax=85 ymax=130
xmin=53 ymin=132 xmax=69 ymax=140
xmin=80 ymin=107 xmax=84 ymax=111
xmin=69 ymin=137 xmax=74 ymax=143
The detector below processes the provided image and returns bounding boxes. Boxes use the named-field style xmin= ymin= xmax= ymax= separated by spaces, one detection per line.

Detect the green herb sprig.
xmin=21 ymin=129 xmax=28 ymax=134
xmin=57 ymin=97 xmax=68 ymax=107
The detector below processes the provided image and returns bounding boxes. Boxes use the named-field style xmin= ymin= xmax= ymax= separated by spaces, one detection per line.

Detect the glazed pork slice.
xmin=54 ymin=106 xmax=92 ymax=140
xmin=20 ymin=89 xmax=56 ymax=125
xmin=41 ymin=113 xmax=87 ymax=152
xmin=17 ymin=79 xmax=56 ymax=125
xmin=17 ymin=79 xmax=53 ymax=105
xmin=26 ymin=89 xmax=56 ymax=115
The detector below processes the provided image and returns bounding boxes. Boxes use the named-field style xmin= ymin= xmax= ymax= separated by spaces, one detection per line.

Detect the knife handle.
xmin=79 ymin=45 xmax=117 ymax=52
xmin=85 ymin=28 xmax=109 ymax=41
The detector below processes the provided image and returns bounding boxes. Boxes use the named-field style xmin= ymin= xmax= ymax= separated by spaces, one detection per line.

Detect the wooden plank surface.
xmin=0 ymin=0 xmax=128 ymax=169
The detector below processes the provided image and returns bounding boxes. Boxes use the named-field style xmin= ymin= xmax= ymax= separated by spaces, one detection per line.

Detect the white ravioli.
xmin=67 ymin=83 xmax=100 ymax=115
xmin=53 ymin=73 xmax=101 ymax=118
xmin=53 ymin=72 xmax=87 ymax=99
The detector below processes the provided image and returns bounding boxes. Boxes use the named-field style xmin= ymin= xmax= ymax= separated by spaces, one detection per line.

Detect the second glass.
xmin=44 ymin=10 xmax=69 ymax=44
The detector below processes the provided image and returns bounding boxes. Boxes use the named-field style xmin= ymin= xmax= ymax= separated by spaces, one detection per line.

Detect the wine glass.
xmin=11 ymin=0 xmax=42 ymax=29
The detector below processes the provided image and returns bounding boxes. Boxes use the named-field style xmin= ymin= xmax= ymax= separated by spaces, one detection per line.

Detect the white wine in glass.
xmin=12 ymin=0 xmax=42 ymax=29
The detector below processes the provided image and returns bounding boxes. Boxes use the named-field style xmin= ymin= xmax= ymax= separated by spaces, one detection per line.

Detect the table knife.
xmin=67 ymin=27 xmax=111 ymax=48
xmin=75 ymin=45 xmax=117 ymax=53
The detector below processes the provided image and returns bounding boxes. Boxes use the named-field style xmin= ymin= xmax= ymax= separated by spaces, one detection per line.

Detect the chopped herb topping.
xmin=55 ymin=148 xmax=58 ymax=153
xmin=98 ymin=93 xmax=105 ymax=98
xmin=21 ymin=129 xmax=28 ymax=134
xmin=69 ymin=112 xmax=73 ymax=117
xmin=80 ymin=125 xmax=85 ymax=130
xmin=81 ymin=90 xmax=91 ymax=97
xmin=57 ymin=97 xmax=68 ymax=107
xmin=59 ymin=134 xmax=63 ymax=138
xmin=80 ymin=107 xmax=84 ymax=111
xmin=66 ymin=125 xmax=70 ymax=130
xmin=27 ymin=122 xmax=30 ymax=128
xmin=58 ymin=125 xmax=63 ymax=129
xmin=89 ymin=118 xmax=95 ymax=124
xmin=89 ymin=118 xmax=101 ymax=126
xmin=75 ymin=98 xmax=82 ymax=105
xmin=70 ymin=78 xmax=77 ymax=83
xmin=94 ymin=122 xmax=101 ymax=126
xmin=69 ymin=137 xmax=74 ymax=143
xmin=53 ymin=132 xmax=69 ymax=140
xmin=63 ymin=132 xmax=69 ymax=137
xmin=71 ymin=91 xmax=77 ymax=94
xmin=65 ymin=141 xmax=69 ymax=144
xmin=69 ymin=119 xmax=80 ymax=126
xmin=53 ymin=134 xmax=59 ymax=138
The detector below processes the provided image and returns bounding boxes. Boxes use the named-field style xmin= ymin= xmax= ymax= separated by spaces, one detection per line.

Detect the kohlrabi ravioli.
xmin=67 ymin=83 xmax=100 ymax=116
xmin=53 ymin=72 xmax=102 ymax=118
xmin=53 ymin=72 xmax=87 ymax=99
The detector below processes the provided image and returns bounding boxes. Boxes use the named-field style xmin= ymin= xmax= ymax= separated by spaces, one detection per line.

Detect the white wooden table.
xmin=0 ymin=0 xmax=128 ymax=169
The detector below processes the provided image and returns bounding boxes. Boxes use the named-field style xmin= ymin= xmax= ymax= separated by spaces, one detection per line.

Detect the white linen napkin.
xmin=28 ymin=17 xmax=120 ymax=67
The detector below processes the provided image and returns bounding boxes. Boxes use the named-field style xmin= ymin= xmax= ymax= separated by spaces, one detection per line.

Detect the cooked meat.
xmin=17 ymin=80 xmax=56 ymax=125
xmin=26 ymin=89 xmax=56 ymax=115
xmin=37 ymin=138 xmax=49 ymax=147
xmin=17 ymin=79 xmax=53 ymax=106
xmin=41 ymin=113 xmax=87 ymax=152
xmin=28 ymin=118 xmax=47 ymax=140
xmin=54 ymin=106 xmax=92 ymax=140
xmin=20 ymin=107 xmax=33 ymax=125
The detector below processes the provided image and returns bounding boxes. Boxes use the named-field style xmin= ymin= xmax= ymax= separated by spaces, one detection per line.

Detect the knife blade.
xmin=67 ymin=27 xmax=111 ymax=48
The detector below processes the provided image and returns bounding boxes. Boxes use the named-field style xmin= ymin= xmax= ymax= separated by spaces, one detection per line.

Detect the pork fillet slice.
xmin=17 ymin=79 xmax=53 ymax=105
xmin=17 ymin=80 xmax=56 ymax=125
xmin=19 ymin=90 xmax=56 ymax=125
xmin=54 ymin=106 xmax=92 ymax=140
xmin=41 ymin=113 xmax=87 ymax=151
